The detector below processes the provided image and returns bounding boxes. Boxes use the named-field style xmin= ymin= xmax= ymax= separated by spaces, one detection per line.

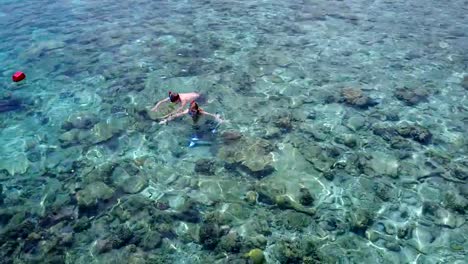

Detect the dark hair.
xmin=189 ymin=101 xmax=201 ymax=122
xmin=168 ymin=91 xmax=180 ymax=103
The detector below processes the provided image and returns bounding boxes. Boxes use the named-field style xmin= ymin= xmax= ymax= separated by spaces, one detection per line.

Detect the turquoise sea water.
xmin=1 ymin=0 xmax=467 ymax=263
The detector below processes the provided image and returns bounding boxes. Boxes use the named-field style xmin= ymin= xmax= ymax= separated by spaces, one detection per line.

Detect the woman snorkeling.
xmin=158 ymin=100 xmax=224 ymax=125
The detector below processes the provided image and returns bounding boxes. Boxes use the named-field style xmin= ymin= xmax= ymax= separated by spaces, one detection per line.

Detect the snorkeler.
xmin=151 ymin=91 xmax=201 ymax=118
xmin=158 ymin=100 xmax=223 ymax=125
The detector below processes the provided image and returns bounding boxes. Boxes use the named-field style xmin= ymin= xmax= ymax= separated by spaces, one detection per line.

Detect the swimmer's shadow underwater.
xmin=168 ymin=119 xmax=223 ymax=157
xmin=188 ymin=119 xmax=220 ymax=148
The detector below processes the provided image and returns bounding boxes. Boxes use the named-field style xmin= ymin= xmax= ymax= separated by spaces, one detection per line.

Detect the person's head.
xmin=168 ymin=91 xmax=180 ymax=103
xmin=188 ymin=100 xmax=201 ymax=121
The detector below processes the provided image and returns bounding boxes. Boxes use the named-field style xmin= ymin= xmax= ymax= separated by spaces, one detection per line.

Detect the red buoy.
xmin=12 ymin=71 xmax=26 ymax=82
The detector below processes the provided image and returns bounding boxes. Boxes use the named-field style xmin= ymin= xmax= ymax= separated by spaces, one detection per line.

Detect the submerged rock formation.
xmin=394 ymin=86 xmax=430 ymax=105
xmin=341 ymin=87 xmax=378 ymax=108
xmin=0 ymin=98 xmax=22 ymax=113
xmin=217 ymin=134 xmax=275 ymax=178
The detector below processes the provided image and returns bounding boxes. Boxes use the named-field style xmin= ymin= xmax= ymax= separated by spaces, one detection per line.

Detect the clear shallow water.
xmin=0 ymin=0 xmax=467 ymax=263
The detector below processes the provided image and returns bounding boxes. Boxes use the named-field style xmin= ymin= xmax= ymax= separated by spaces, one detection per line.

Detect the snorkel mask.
xmin=168 ymin=91 xmax=180 ymax=103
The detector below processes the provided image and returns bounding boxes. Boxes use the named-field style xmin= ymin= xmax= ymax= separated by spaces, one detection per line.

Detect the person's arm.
xmin=201 ymin=110 xmax=224 ymax=123
xmin=159 ymin=109 xmax=188 ymax=125
xmin=160 ymin=103 xmax=185 ymax=119
xmin=151 ymin=98 xmax=169 ymax=112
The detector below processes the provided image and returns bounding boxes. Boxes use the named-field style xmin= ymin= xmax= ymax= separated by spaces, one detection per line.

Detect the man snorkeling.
xmin=158 ymin=100 xmax=223 ymax=125
xmin=151 ymin=91 xmax=202 ymax=118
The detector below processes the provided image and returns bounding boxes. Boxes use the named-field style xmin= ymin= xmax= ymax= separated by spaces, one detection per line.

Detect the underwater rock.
xmin=245 ymin=248 xmax=265 ymax=264
xmin=460 ymin=184 xmax=468 ymax=199
xmin=81 ymin=163 xmax=114 ymax=184
xmin=170 ymin=201 xmax=201 ymax=223
xmin=199 ymin=222 xmax=220 ymax=250
xmin=407 ymin=225 xmax=437 ymax=253
xmin=450 ymin=159 xmax=468 ymax=181
xmin=62 ymin=112 xmax=99 ymax=130
xmin=368 ymin=151 xmax=399 ymax=178
xmin=89 ymin=117 xmax=127 ymax=144
xmin=194 ymin=159 xmax=216 ymax=175
xmin=0 ymin=153 xmax=29 ymax=176
xmin=384 ymin=111 xmax=400 ymax=121
xmin=111 ymin=165 xmax=148 ymax=194
xmin=72 ymin=217 xmax=91 ymax=232
xmin=230 ymin=71 xmax=256 ymax=93
xmin=123 ymin=175 xmax=148 ymax=194
xmin=244 ymin=234 xmax=268 ymax=251
xmin=319 ymin=214 xmax=346 ymax=233
xmin=26 ymin=150 xmax=42 ymax=163
xmin=220 ymin=130 xmax=243 ymax=144
xmin=384 ymin=241 xmax=401 ymax=252
xmin=346 ymin=115 xmax=367 ymax=131
xmin=274 ymin=240 xmax=304 ymax=264
xmin=109 ymin=225 xmax=133 ymax=247
xmin=397 ymin=225 xmax=412 ymax=240
xmin=218 ymin=136 xmax=275 ymax=178
xmin=273 ymin=239 xmax=328 ymax=264
xmin=274 ymin=53 xmax=294 ymax=67
xmin=299 ymin=187 xmax=314 ymax=206
xmin=275 ymin=195 xmax=315 ymax=216
xmin=242 ymin=158 xmax=275 ymax=178
xmin=0 ymin=184 xmax=3 ymax=205
xmin=341 ymin=87 xmax=377 ymax=108
xmin=244 ymin=191 xmax=258 ymax=205
xmin=394 ymin=86 xmax=429 ymax=105
xmin=372 ymin=122 xmax=398 ymax=141
xmin=349 ymin=209 xmax=374 ymax=236
xmin=2 ymin=216 xmax=36 ymax=240
xmin=280 ymin=211 xmax=312 ymax=230
xmin=295 ymin=143 xmax=335 ymax=172
xmin=322 ymin=171 xmax=335 ymax=181
xmin=217 ymin=231 xmax=241 ymax=253
xmin=274 ymin=115 xmax=293 ymax=132
xmin=44 ymin=146 xmax=80 ymax=173
xmin=139 ymin=231 xmax=162 ymax=250
xmin=58 ymin=129 xmax=80 ymax=147
xmin=94 ymin=238 xmax=116 ymax=254
xmin=372 ymin=182 xmax=396 ymax=202
xmin=0 ymin=98 xmax=22 ymax=113
xmin=76 ymin=181 xmax=114 ymax=208
xmin=335 ymin=133 xmax=358 ymax=148
xmin=263 ymin=126 xmax=281 ymax=139
xmin=396 ymin=123 xmax=432 ymax=144
xmin=254 ymin=181 xmax=286 ymax=205
xmin=390 ymin=137 xmax=414 ymax=151
xmin=89 ymin=122 xmax=117 ymax=144
xmin=422 ymin=201 xmax=441 ymax=218
xmin=462 ymin=75 xmax=468 ymax=90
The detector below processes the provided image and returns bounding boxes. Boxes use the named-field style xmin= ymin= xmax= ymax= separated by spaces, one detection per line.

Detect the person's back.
xmin=178 ymin=92 xmax=200 ymax=108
